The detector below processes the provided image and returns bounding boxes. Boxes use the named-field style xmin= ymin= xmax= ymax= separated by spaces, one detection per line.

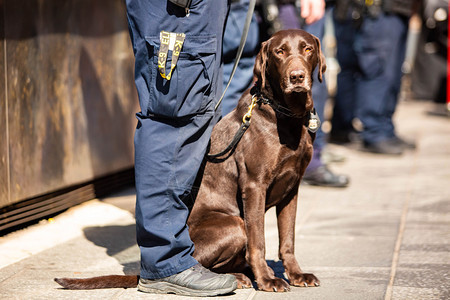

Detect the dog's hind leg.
xmin=190 ymin=214 xmax=253 ymax=289
xmin=190 ymin=214 xmax=247 ymax=274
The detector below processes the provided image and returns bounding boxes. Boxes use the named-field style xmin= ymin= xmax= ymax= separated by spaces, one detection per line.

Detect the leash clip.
xmin=242 ymin=94 xmax=258 ymax=124
xmin=207 ymin=94 xmax=258 ymax=161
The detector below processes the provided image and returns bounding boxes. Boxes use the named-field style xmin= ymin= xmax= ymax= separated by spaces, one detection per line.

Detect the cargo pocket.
xmin=145 ymin=35 xmax=217 ymax=118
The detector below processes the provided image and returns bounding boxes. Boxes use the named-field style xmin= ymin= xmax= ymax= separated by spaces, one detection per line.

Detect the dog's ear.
xmin=313 ymin=35 xmax=326 ymax=82
xmin=253 ymin=40 xmax=269 ymax=90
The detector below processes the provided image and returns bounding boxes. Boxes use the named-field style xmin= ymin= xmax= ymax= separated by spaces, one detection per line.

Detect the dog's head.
xmin=253 ymin=29 xmax=326 ymax=115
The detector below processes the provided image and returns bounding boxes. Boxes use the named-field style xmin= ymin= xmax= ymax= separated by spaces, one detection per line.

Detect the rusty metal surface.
xmin=0 ymin=1 xmax=8 ymax=203
xmin=1 ymin=0 xmax=139 ymax=205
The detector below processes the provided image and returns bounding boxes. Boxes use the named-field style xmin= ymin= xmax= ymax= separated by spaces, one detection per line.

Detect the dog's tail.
xmin=54 ymin=275 xmax=139 ymax=290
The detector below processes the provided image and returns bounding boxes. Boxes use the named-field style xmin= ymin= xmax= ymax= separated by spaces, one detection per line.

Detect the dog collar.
xmin=207 ymin=88 xmax=320 ymax=161
xmin=250 ymin=86 xmax=321 ymax=133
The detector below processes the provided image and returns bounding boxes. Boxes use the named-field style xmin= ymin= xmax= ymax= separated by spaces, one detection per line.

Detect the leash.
xmin=214 ymin=0 xmax=257 ymax=111
xmin=207 ymin=93 xmax=258 ymax=161
xmin=206 ymin=0 xmax=257 ymax=161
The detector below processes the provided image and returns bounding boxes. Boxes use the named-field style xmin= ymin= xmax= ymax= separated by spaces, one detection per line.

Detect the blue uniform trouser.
xmin=126 ymin=0 xmax=229 ymax=279
xmin=221 ymin=0 xmax=260 ymax=116
xmin=333 ymin=13 xmax=408 ymax=144
xmin=278 ymin=4 xmax=328 ymax=171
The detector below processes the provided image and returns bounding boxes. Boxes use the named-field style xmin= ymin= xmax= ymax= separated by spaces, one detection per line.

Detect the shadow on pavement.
xmin=83 ymin=224 xmax=140 ymax=275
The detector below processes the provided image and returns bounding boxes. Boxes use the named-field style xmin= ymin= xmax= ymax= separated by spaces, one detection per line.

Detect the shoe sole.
xmin=138 ymin=280 xmax=238 ymax=297
xmin=303 ymin=181 xmax=348 ymax=188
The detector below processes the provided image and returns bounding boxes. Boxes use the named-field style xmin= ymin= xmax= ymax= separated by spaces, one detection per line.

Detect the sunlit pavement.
xmin=1 ymin=100 xmax=449 ymax=300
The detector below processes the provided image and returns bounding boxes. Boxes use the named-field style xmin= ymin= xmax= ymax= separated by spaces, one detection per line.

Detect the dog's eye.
xmin=305 ymin=47 xmax=312 ymax=53
xmin=276 ymin=49 xmax=284 ymax=55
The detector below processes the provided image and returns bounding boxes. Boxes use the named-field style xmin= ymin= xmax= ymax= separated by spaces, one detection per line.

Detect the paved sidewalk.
xmin=0 ymin=100 xmax=449 ymax=300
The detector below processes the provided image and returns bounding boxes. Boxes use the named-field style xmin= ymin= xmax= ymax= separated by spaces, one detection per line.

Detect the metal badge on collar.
xmin=158 ymin=31 xmax=185 ymax=80
xmin=308 ymin=108 xmax=321 ymax=133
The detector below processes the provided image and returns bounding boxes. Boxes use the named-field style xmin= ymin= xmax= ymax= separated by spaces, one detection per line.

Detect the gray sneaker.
xmin=138 ymin=263 xmax=237 ymax=297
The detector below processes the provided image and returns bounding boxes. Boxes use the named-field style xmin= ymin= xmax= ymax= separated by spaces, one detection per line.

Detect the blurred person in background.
xmin=330 ymin=0 xmax=417 ymax=154
xmin=410 ymin=0 xmax=448 ymax=104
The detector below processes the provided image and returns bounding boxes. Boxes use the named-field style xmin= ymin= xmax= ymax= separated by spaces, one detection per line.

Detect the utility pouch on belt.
xmin=383 ymin=0 xmax=413 ymax=17
xmin=334 ymin=0 xmax=354 ymax=22
xmin=169 ymin=0 xmax=192 ymax=14
xmin=335 ymin=0 xmax=413 ymax=23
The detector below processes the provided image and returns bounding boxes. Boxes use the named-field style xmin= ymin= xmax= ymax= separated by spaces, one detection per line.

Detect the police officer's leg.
xmin=127 ymin=0 xmax=236 ymax=295
xmin=354 ymin=13 xmax=408 ymax=152
xmin=331 ymin=16 xmax=358 ymax=143
xmin=222 ymin=0 xmax=259 ymax=116
xmin=383 ymin=16 xmax=408 ymax=139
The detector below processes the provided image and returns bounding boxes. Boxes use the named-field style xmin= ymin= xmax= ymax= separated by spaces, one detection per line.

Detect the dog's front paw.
xmin=289 ymin=273 xmax=320 ymax=287
xmin=257 ymin=277 xmax=290 ymax=292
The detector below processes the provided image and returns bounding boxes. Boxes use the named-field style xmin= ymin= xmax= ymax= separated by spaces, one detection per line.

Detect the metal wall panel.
xmin=1 ymin=0 xmax=139 ymax=205
xmin=0 ymin=0 xmax=8 ymax=203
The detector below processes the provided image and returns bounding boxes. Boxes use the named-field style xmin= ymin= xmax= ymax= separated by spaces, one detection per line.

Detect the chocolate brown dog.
xmin=55 ymin=29 xmax=325 ymax=292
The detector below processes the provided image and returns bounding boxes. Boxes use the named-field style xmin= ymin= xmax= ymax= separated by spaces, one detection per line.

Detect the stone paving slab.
xmin=0 ymin=100 xmax=449 ymax=300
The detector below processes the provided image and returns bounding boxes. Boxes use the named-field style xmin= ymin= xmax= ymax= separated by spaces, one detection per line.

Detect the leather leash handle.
xmin=215 ymin=0 xmax=257 ymax=111
xmin=206 ymin=121 xmax=250 ymax=161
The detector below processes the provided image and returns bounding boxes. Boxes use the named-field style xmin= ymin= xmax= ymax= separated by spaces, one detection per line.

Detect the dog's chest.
xmin=265 ymin=141 xmax=311 ymax=207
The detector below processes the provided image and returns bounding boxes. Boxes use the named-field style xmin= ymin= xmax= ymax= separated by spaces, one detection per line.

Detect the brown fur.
xmin=54 ymin=275 xmax=139 ymax=290
xmin=55 ymin=29 xmax=325 ymax=292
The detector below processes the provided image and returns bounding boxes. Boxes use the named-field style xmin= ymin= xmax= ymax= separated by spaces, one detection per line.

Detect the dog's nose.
xmin=289 ymin=69 xmax=305 ymax=84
